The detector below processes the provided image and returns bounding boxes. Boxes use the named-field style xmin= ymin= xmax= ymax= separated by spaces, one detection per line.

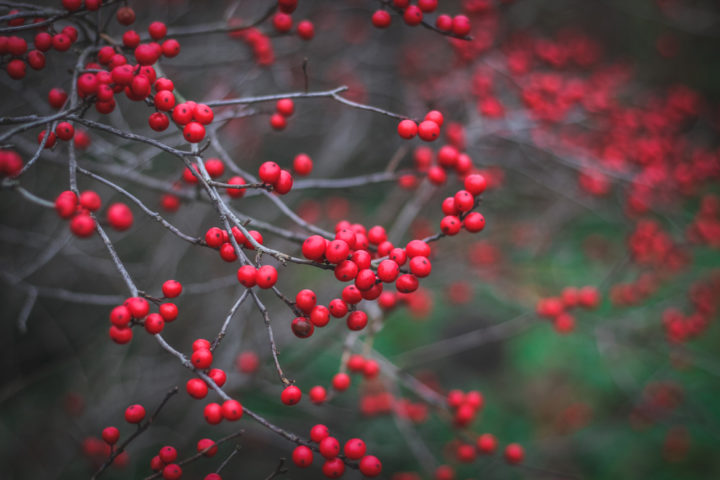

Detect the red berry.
xmin=397 ymin=119 xmax=418 ymax=139
xmin=183 ymin=121 xmax=205 ymax=143
xmin=159 ymin=303 xmax=178 ymax=322
xmin=70 ymin=213 xmax=96 ymax=238
xmin=406 ymin=239 xmax=431 ymax=258
xmin=281 ymin=385 xmax=302 ymax=405
xmin=205 ymin=158 xmax=224 ymax=178
xmin=226 ymin=176 xmax=247 ymax=198
xmin=79 ymin=190 xmax=101 ymax=211
xmin=504 ymin=443 xmax=524 ymax=464
xmin=274 ymin=169 xmax=294 ymax=195
xmin=107 ymin=203 xmax=133 ymax=231
xmin=463 ymin=212 xmax=485 ymax=232
xmin=162 ymin=280 xmax=182 ymax=298
xmin=273 ymin=12 xmax=293 ymax=33
xmin=197 ymin=438 xmax=218 ymax=456
xmin=126 ymin=297 xmax=150 ymax=318
xmin=319 ymin=436 xmax=340 ymax=459
xmin=325 ymin=239 xmax=350 ymax=264
xmin=102 ymin=426 xmax=120 ymax=445
xmin=310 ymin=424 xmax=330 ymax=442
xmin=203 ymin=402 xmax=223 ymax=424
xmin=464 ymin=173 xmax=487 ymax=196
xmin=309 ymin=385 xmax=327 ymax=404
xmin=144 ymin=313 xmax=165 ymax=334
xmin=55 ymin=191 xmax=77 ymax=218
xmin=194 ymin=104 xmax=214 ymax=125
xmin=162 ymin=464 xmax=182 ymax=480
xmin=477 ymin=433 xmax=497 ymax=454
xmin=322 ymin=458 xmax=345 ymax=478
xmin=256 ymin=265 xmax=278 ymax=289
xmin=328 ymin=299 xmax=348 ymax=317
xmin=259 ymin=161 xmax=282 ymax=184
xmin=310 ymin=305 xmax=330 ymax=327
xmin=343 ymin=438 xmax=366 ymax=460
xmin=418 ymin=120 xmax=440 ymax=142
xmin=293 ymin=153 xmax=313 ymax=175
xmin=149 ymin=21 xmax=168 ymax=40
xmin=302 ymin=235 xmax=327 ymax=260
xmin=159 ymin=446 xmax=177 ymax=464
xmin=403 ymin=5 xmax=423 ymax=26
xmin=295 ymin=289 xmax=317 ymax=314
xmin=297 ymin=20 xmax=315 ymax=40
xmin=124 ymin=404 xmax=146 ymax=423
xmin=236 ymin=265 xmax=258 ymax=288
xmin=347 ymin=310 xmax=368 ymax=331
xmin=452 ymin=15 xmax=471 ymax=37
xmin=186 ymin=378 xmax=208 ymax=399
xmin=270 ymin=113 xmax=287 ymax=130
xmin=372 ymin=10 xmax=392 ymax=29
xmin=396 ymin=274 xmax=419 ymax=293
xmin=292 ymin=445 xmax=313 ymax=467
xmin=359 ymin=455 xmax=382 ymax=477
xmin=208 ymin=368 xmax=226 ymax=387
xmin=191 ymin=348 xmax=213 ymax=369
xmin=221 ymin=399 xmax=243 ymax=420
xmin=377 ymin=259 xmax=400 ymax=283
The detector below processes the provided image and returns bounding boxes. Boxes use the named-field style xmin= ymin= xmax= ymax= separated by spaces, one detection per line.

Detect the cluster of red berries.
xmin=204 ymin=226 xmax=263 ymax=262
xmin=687 ymin=194 xmax=720 ymax=248
xmin=271 ymin=2 xmax=315 ymax=41
xmin=433 ymin=442 xmax=523 ymax=479
xmin=1 ymin=8 xmax=82 ymax=80
xmin=36 ymin=119 xmax=76 ymax=149
xmin=535 ymin=286 xmax=600 ymax=334
xmin=227 ymin=19 xmax=275 ymax=66
xmin=148 ymin=439 xmax=223 ymax=479
xmin=291 ymin=424 xmax=382 ymax=478
xmin=54 ymin=190 xmax=133 ymax=238
xmin=306 ymin=355 xmax=381 ymax=404
xmin=181 ymin=158 xmax=225 ymax=185
xmin=0 ymin=149 xmax=23 ymax=177
xmin=447 ymin=388 xmax=484 ymax=427
xmin=397 ymin=110 xmax=444 ymax=141
xmin=661 ymin=272 xmax=719 ymax=343
xmin=258 ymin=159 xmax=294 ymax=193
xmin=107 ymin=288 xmax=179 ymax=344
xmin=371 ymin=0 xmax=471 ymax=36
xmin=270 ymin=98 xmax=296 ymax=131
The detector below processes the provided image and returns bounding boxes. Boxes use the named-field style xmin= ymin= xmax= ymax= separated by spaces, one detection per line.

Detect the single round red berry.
xmin=309 ymin=385 xmax=327 ymax=404
xmin=124 ymin=404 xmax=146 ymax=423
xmin=186 ymin=378 xmax=209 ymax=399
xmin=343 ymin=438 xmax=366 ymax=460
xmin=191 ymin=348 xmax=213 ymax=369
xmin=102 ymin=426 xmax=120 ymax=445
xmin=203 ymin=402 xmax=223 ymax=424
xmin=371 ymin=10 xmax=392 ymax=28
xmin=162 ymin=280 xmax=183 ymax=298
xmin=319 ymin=436 xmax=340 ymax=459
xmin=107 ymin=203 xmax=133 ymax=231
xmin=256 ymin=265 xmax=278 ymax=289
xmin=322 ymin=458 xmax=345 ymax=478
xmin=359 ymin=455 xmax=382 ymax=477
xmin=281 ymin=385 xmax=302 ymax=405
xmin=221 ymin=399 xmax=243 ymax=420
xmin=144 ymin=313 xmax=165 ymax=334
xmin=292 ymin=445 xmax=313 ymax=467
xmin=397 ymin=119 xmax=418 ymax=139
